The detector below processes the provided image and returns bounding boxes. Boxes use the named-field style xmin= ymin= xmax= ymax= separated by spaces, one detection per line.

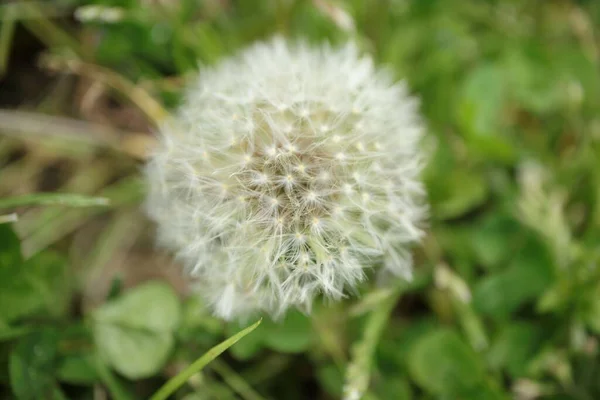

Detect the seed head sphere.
xmin=145 ymin=38 xmax=426 ymax=320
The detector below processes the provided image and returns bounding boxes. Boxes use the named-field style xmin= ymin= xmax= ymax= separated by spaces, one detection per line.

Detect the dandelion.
xmin=145 ymin=37 xmax=427 ymax=320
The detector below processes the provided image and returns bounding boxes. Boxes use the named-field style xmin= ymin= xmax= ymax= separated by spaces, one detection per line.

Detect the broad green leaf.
xmin=536 ymin=283 xmax=569 ymax=314
xmin=178 ymin=297 xmax=222 ymax=349
xmin=94 ymin=324 xmax=173 ymax=379
xmin=228 ymin=323 xmax=264 ymax=360
xmin=473 ymin=237 xmax=554 ymax=318
xmin=93 ymin=282 xmax=181 ymax=379
xmin=94 ymin=282 xmax=181 ymax=332
xmin=460 ymin=383 xmax=508 ymax=400
xmin=459 ymin=63 xmax=505 ymax=135
xmin=9 ymin=329 xmax=66 ymax=400
xmin=317 ymin=364 xmax=344 ymax=397
xmin=387 ymin=318 xmax=439 ymax=367
xmin=470 ymin=214 xmax=522 ymax=270
xmin=429 ymin=168 xmax=489 ymax=220
xmin=555 ymin=47 xmax=600 ymax=108
xmin=503 ymin=48 xmax=562 ymax=114
xmin=473 ymin=272 xmax=517 ymax=317
xmin=56 ymin=354 xmax=99 ymax=385
xmin=408 ymin=329 xmax=483 ymax=395
xmin=56 ymin=324 xmax=99 ymax=385
xmin=374 ymin=376 xmax=413 ymax=400
xmin=0 ymin=223 xmax=22 ymax=269
xmin=0 ymin=251 xmax=68 ymax=323
xmin=457 ymin=62 xmax=515 ymax=162
xmin=488 ymin=322 xmax=545 ymax=377
xmin=262 ymin=311 xmax=312 ymax=353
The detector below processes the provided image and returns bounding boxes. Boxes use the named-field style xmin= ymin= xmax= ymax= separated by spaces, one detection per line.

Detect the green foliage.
xmin=9 ymin=329 xmax=66 ymax=400
xmin=408 ymin=329 xmax=484 ymax=396
xmin=228 ymin=311 xmax=312 ymax=358
xmin=92 ymin=282 xmax=181 ymax=379
xmin=1 ymin=0 xmax=600 ymax=399
xmin=0 ymin=226 xmax=69 ymax=324
xmin=150 ymin=319 xmax=262 ymax=400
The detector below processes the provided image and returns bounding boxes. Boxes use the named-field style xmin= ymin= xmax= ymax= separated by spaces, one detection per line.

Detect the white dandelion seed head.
xmin=145 ymin=37 xmax=427 ymax=320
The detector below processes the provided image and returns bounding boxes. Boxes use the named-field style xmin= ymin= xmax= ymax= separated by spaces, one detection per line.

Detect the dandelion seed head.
xmin=145 ymin=37 xmax=427 ymax=320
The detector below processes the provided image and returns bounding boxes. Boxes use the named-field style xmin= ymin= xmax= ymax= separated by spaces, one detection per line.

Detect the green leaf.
xmin=228 ymin=322 xmax=264 ymax=360
xmin=473 ymin=269 xmax=544 ymax=319
xmin=0 ymin=251 xmax=68 ymax=323
xmin=460 ymin=384 xmax=509 ymax=400
xmin=408 ymin=329 xmax=483 ymax=395
xmin=473 ymin=237 xmax=555 ymax=318
xmin=0 ymin=193 xmax=110 ymax=210
xmin=429 ymin=168 xmax=489 ymax=220
xmin=0 ymin=326 xmax=32 ymax=342
xmin=0 ymin=223 xmax=22 ymax=269
xmin=381 ymin=318 xmax=439 ymax=371
xmin=375 ymin=377 xmax=413 ymax=400
xmin=178 ymin=297 xmax=222 ymax=350
xmin=457 ymin=63 xmax=516 ymax=162
xmin=9 ymin=329 xmax=66 ymax=400
xmin=459 ymin=63 xmax=505 ymax=136
xmin=317 ymin=364 xmax=344 ymax=397
xmin=582 ymin=285 xmax=600 ymax=335
xmin=94 ymin=324 xmax=174 ymax=379
xmin=93 ymin=282 xmax=181 ymax=379
xmin=150 ymin=319 xmax=262 ymax=400
xmin=488 ymin=322 xmax=545 ymax=377
xmin=470 ymin=214 xmax=522 ymax=270
xmin=56 ymin=324 xmax=99 ymax=385
xmin=262 ymin=311 xmax=312 ymax=353
xmin=503 ymin=48 xmax=562 ymax=114
xmin=56 ymin=354 xmax=99 ymax=385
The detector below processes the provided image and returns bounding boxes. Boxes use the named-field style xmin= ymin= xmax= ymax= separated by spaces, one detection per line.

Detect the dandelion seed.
xmin=295 ymin=164 xmax=307 ymax=174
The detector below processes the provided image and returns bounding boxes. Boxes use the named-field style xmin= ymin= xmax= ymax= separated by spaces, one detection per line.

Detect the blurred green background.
xmin=1 ymin=0 xmax=600 ymax=399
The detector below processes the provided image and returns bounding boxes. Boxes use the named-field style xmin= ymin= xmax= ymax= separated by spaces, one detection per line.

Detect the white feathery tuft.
xmin=145 ymin=37 xmax=427 ymax=320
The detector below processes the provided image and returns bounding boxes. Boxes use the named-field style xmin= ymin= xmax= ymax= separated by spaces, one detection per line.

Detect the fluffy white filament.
xmin=145 ymin=37 xmax=426 ymax=320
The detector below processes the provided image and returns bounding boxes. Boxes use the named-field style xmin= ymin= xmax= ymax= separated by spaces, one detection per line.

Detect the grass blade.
xmin=19 ymin=176 xmax=142 ymax=257
xmin=0 ymin=213 xmax=17 ymax=224
xmin=16 ymin=1 xmax=83 ymax=56
xmin=211 ymin=358 xmax=267 ymax=400
xmin=40 ymin=56 xmax=169 ymax=126
xmin=150 ymin=319 xmax=262 ymax=400
xmin=0 ymin=193 xmax=110 ymax=209
xmin=343 ymin=285 xmax=403 ymax=400
xmin=95 ymin=360 xmax=134 ymax=400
